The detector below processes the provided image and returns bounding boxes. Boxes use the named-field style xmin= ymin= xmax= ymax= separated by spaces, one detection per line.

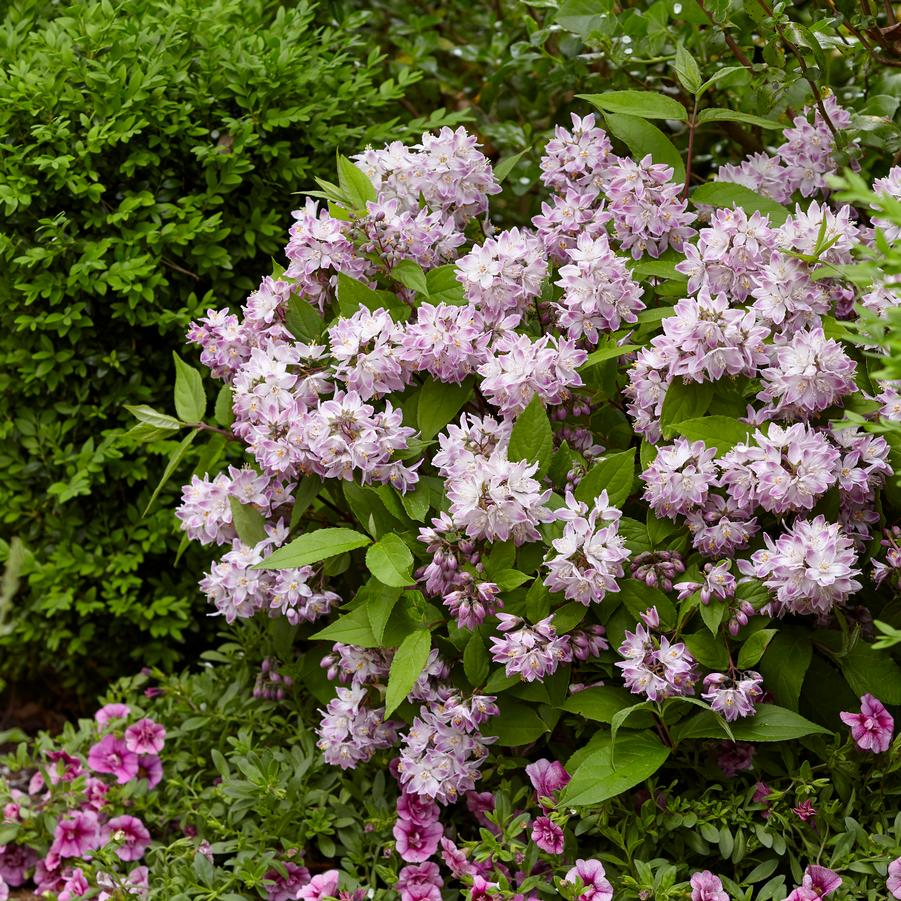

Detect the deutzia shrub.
xmin=128 ymin=87 xmax=901 ymax=898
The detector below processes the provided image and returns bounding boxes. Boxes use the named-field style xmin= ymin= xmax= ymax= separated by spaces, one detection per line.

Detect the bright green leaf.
xmin=385 ymin=629 xmax=432 ymax=717
xmin=366 ymin=534 xmax=415 ymax=588
xmin=255 ymin=527 xmax=371 ymax=570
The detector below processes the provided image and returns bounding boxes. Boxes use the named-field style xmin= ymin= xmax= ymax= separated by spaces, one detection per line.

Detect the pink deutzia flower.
xmin=124 ymin=719 xmax=167 ymax=755
xmin=840 ymin=694 xmax=894 ymax=753
xmin=297 ymin=870 xmax=340 ymax=900
xmin=94 ymin=703 xmax=131 ymax=731
xmin=104 ymin=815 xmax=151 ymax=861
xmin=531 ymin=816 xmax=564 ymax=854
xmin=784 ymin=865 xmax=841 ymax=900
xmin=887 ymin=856 xmax=901 ymax=898
xmin=87 ymin=735 xmax=139 ymax=784
xmin=690 ymin=870 xmax=728 ymax=900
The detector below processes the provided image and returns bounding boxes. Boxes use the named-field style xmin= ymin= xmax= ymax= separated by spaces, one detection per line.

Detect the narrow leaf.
xmin=385 ymin=630 xmax=432 ymax=716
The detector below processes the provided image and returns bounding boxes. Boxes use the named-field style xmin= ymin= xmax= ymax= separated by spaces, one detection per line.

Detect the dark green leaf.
xmin=336 ymin=155 xmax=377 ymax=210
xmin=494 ymin=148 xmax=529 ymax=183
xmin=391 ymin=260 xmax=429 ymax=295
xmin=659 ymin=381 xmax=715 ymax=433
xmin=697 ymin=107 xmax=783 ymax=130
xmin=484 ymin=698 xmax=549 ymax=746
xmin=691 ymin=181 xmax=790 ymax=225
xmin=562 ymin=685 xmax=653 ymax=725
xmin=738 ymin=628 xmax=778 ymax=669
xmin=366 ymin=534 xmax=415 ymax=588
xmin=172 ymin=353 xmax=206 ymax=423
xmin=758 ymin=628 xmax=812 ymax=710
xmin=285 ymin=295 xmax=324 ymax=342
xmin=143 ymin=429 xmax=198 ymax=515
xmin=580 ymin=91 xmax=687 ymax=121
xmin=574 ymin=448 xmax=635 ymax=507
xmin=580 ymin=342 xmax=641 ymax=370
xmin=508 ymin=394 xmax=553 ymax=477
xmin=464 ymin=632 xmax=490 ymax=687
xmin=385 ymin=629 xmax=431 ymax=716
xmin=228 ymin=497 xmax=267 ymax=546
xmin=417 ymin=376 xmax=474 ymax=440
xmin=603 ymin=113 xmax=685 ymax=182
xmin=662 ymin=414 xmax=752 ymax=453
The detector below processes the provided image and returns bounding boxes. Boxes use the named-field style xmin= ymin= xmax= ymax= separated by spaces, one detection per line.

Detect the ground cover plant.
xmin=100 ymin=53 xmax=901 ymax=901
xmin=0 ymin=0 xmax=458 ymax=701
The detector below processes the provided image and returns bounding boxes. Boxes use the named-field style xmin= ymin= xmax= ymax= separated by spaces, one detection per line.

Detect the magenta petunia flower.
xmin=297 ymin=870 xmax=340 ymax=900
xmin=87 ymin=735 xmax=139 ymax=784
xmin=58 ymin=867 xmax=90 ymax=901
xmin=104 ymin=815 xmax=151 ymax=861
xmin=136 ymin=754 xmax=163 ymax=789
xmin=784 ymin=865 xmax=841 ymax=900
xmin=564 ymin=858 xmax=614 ymax=901
xmin=840 ymin=694 xmax=894 ymax=753
xmin=94 ymin=703 xmax=131 ymax=730
xmin=124 ymin=718 xmax=167 ymax=755
xmin=51 ymin=811 xmax=101 ymax=859
xmin=393 ymin=816 xmax=443 ymax=863
xmin=887 ymin=856 xmax=901 ymax=898
xmin=531 ymin=816 xmax=564 ymax=854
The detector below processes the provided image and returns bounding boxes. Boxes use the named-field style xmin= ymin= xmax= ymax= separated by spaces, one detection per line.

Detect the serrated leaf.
xmin=574 ymin=448 xmax=635 ymax=507
xmin=738 ymin=628 xmax=777 ymax=669
xmin=309 ymin=604 xmax=377 ymax=647
xmin=417 ymin=376 xmax=474 ymax=440
xmin=674 ymin=44 xmax=702 ymax=95
xmin=508 ymin=394 xmax=553 ymax=477
xmin=337 ymin=155 xmax=377 ymax=210
xmin=663 ymin=415 xmax=751 ymax=453
xmin=561 ymin=686 xmax=652 ymax=724
xmin=691 ymin=181 xmax=790 ymax=225
xmin=697 ymin=107 xmax=783 ymax=130
xmin=391 ymin=259 xmax=429 ymax=295
xmin=290 ymin=476 xmax=323 ymax=528
xmin=125 ymin=404 xmax=184 ymax=430
xmin=365 ymin=583 xmax=403 ymax=645
xmin=143 ymin=429 xmax=198 ymax=515
xmin=603 ymin=113 xmax=685 ymax=183
xmin=285 ymin=295 xmax=324 ymax=342
xmin=580 ymin=90 xmax=687 ymax=121
xmin=562 ymin=732 xmax=670 ymax=806
xmin=255 ymin=527 xmax=371 ymax=569
xmin=483 ymin=697 xmax=549 ymax=746
xmin=214 ymin=386 xmax=234 ymax=428
xmin=493 ymin=569 xmax=530 ymax=591
xmin=385 ymin=629 xmax=431 ymax=717
xmin=172 ymin=353 xmax=206 ymax=423
xmin=228 ymin=497 xmax=267 ymax=546
xmin=729 ymin=705 xmax=830 ymax=741
xmin=464 ymin=632 xmax=490 ymax=686
xmin=366 ymin=534 xmax=415 ymax=588
xmin=659 ymin=381 xmax=715 ymax=433
xmin=424 ymin=265 xmax=466 ymax=305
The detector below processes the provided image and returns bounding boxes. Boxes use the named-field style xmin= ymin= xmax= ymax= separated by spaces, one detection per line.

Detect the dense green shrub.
xmin=0 ymin=0 xmax=457 ymax=698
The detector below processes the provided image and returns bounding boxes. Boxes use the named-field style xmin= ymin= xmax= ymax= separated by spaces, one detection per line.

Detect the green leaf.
xmin=580 ymin=91 xmax=687 ymax=121
xmin=562 ymin=733 xmax=671 ymax=806
xmin=729 ymin=705 xmax=831 ymax=742
xmin=758 ymin=628 xmax=812 ymax=710
xmin=691 ymin=182 xmax=790 ymax=225
xmin=580 ymin=342 xmax=640 ymax=370
xmin=464 ymin=632 xmax=490 ymax=687
xmin=214 ymin=386 xmax=234 ymax=428
xmin=143 ymin=429 xmax=198 ymax=515
xmin=683 ymin=630 xmax=729 ymax=670
xmin=553 ymin=602 xmax=588 ymax=634
xmin=290 ymin=476 xmax=323 ymax=527
xmin=659 ymin=381 xmax=715 ymax=433
xmin=484 ymin=698 xmax=549 ymax=746
xmin=839 ymin=640 xmax=901 ymax=704
xmin=172 ymin=353 xmax=206 ymax=423
xmin=366 ymin=534 xmax=415 ymax=588
xmin=562 ymin=685 xmax=653 ymax=725
xmin=494 ymin=148 xmax=529 ymax=183
xmin=398 ymin=480 xmax=431 ymax=522
xmin=662 ymin=415 xmax=752 ymax=453
xmin=336 ymin=273 xmax=400 ymax=317
xmin=337 ymin=155 xmax=377 ymax=210
xmin=285 ymin=295 xmax=324 ymax=342
xmin=603 ymin=113 xmax=685 ymax=183
xmin=365 ymin=582 xmax=403 ymax=645
xmin=493 ymin=569 xmax=531 ymax=591
xmin=310 ymin=604 xmax=377 ymax=647
xmin=697 ymin=108 xmax=783 ymax=130
xmin=385 ymin=629 xmax=432 ymax=717
xmin=508 ymin=395 xmax=553 ymax=477
xmin=424 ymin=265 xmax=466 ymax=305
xmin=417 ymin=376 xmax=474 ymax=440
xmin=125 ymin=404 xmax=184 ymax=430
xmin=574 ymin=448 xmax=635 ymax=507
xmin=228 ymin=497 xmax=267 ymax=546
xmin=738 ymin=628 xmax=778 ymax=669
xmin=619 ymin=579 xmax=676 ymax=630
xmin=674 ymin=44 xmax=702 ymax=95
xmin=255 ymin=527 xmax=371 ymax=569
xmin=391 ymin=259 xmax=429 ymax=295
xmin=525 ymin=579 xmax=552 ymax=622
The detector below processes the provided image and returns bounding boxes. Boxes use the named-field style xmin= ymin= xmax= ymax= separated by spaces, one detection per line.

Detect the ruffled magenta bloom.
xmin=784 ymin=865 xmax=841 ymax=899
xmin=87 ymin=735 xmax=139 ymax=784
xmin=58 ymin=867 xmax=90 ymax=900
xmin=265 ymin=861 xmax=311 ymax=901
xmin=792 ymin=800 xmax=816 ymax=822
xmin=531 ymin=816 xmax=564 ymax=854
xmin=124 ymin=718 xmax=167 ymax=755
xmin=104 ymin=815 xmax=151 ymax=861
xmin=94 ymin=703 xmax=131 ymax=730
xmin=137 ymin=754 xmax=163 ymax=789
xmin=393 ymin=816 xmax=443 ymax=863
xmin=51 ymin=811 xmax=101 ymax=859
xmin=396 ymin=862 xmax=443 ymax=901
xmin=470 ymin=875 xmax=500 ymax=899
xmin=397 ymin=792 xmax=440 ymax=827
xmin=840 ymin=694 xmax=894 ymax=753
xmin=0 ymin=843 xmax=38 ymax=886
xmin=887 ymin=856 xmax=901 ymax=898
xmin=524 ymin=759 xmax=571 ymax=807
xmin=690 ymin=870 xmax=728 ymax=900
xmin=297 ymin=870 xmax=340 ymax=900
xmin=0 ymin=876 xmax=7 ymax=901
xmin=564 ymin=858 xmax=614 ymax=901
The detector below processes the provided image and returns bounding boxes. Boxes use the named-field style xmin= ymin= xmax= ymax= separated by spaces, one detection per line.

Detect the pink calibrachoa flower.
xmin=58 ymin=867 xmax=90 ymax=901
xmin=87 ymin=735 xmax=139 ymax=784
xmin=0 ymin=844 xmax=38 ymax=886
xmin=51 ymin=810 xmax=101 ymax=859
xmin=393 ymin=816 xmax=443 ymax=863
xmin=136 ymin=754 xmax=163 ymax=789
xmin=469 ymin=875 xmax=501 ymax=899
xmin=784 ymin=865 xmax=841 ymax=900
xmin=104 ymin=815 xmax=151 ymax=861
xmin=97 ymin=866 xmax=149 ymax=900
xmin=840 ymin=694 xmax=894 ymax=753
xmin=265 ymin=861 xmax=311 ymax=901
xmin=791 ymin=800 xmax=817 ymax=822
xmin=524 ymin=759 xmax=570 ymax=809
xmin=690 ymin=870 xmax=729 ymax=900
xmin=887 ymin=856 xmax=901 ymax=898
xmin=124 ymin=718 xmax=166 ymax=755
xmin=298 ymin=870 xmax=340 ymax=900
xmin=0 ymin=876 xmax=7 ymax=901
xmin=396 ymin=862 xmax=443 ymax=901
xmin=95 ymin=703 xmax=131 ymax=730
xmin=530 ymin=816 xmax=564 ymax=854
xmin=564 ymin=858 xmax=614 ymax=901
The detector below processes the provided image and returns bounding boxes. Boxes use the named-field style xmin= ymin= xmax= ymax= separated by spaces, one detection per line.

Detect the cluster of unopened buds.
xmin=253 ymin=658 xmax=294 ymax=701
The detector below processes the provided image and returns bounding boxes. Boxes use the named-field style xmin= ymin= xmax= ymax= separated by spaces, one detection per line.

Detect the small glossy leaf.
xmin=417 ymin=376 xmax=474 ymax=440
xmin=255 ymin=528 xmax=371 ymax=570
xmin=575 ymin=448 xmax=635 ymax=507
xmin=580 ymin=90 xmax=687 ymax=121
xmin=508 ymin=394 xmax=553 ymax=477
xmin=366 ymin=534 xmax=415 ymax=587
xmin=172 ymin=353 xmax=206 ymax=423
xmin=385 ymin=629 xmax=432 ymax=717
